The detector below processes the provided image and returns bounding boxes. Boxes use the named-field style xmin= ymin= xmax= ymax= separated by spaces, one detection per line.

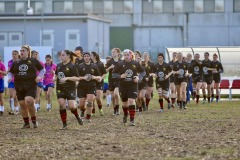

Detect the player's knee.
xmin=86 ymin=101 xmax=93 ymax=107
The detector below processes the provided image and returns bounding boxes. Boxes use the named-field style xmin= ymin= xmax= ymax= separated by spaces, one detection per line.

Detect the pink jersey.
xmin=8 ymin=59 xmax=14 ymax=82
xmin=0 ymin=62 xmax=6 ymax=79
xmin=43 ymin=63 xmax=57 ymax=85
xmin=36 ymin=61 xmax=45 ymax=82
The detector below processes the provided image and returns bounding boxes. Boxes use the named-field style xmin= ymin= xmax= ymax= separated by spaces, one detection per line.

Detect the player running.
xmin=0 ymin=55 xmax=6 ymax=116
xmin=168 ymin=52 xmax=177 ymax=108
xmin=211 ymin=53 xmax=224 ymax=102
xmin=31 ymin=50 xmax=45 ymax=111
xmin=91 ymin=51 xmax=107 ymax=116
xmin=188 ymin=53 xmax=203 ymax=105
xmin=8 ymin=45 xmax=45 ymax=128
xmin=55 ymin=50 xmax=83 ymax=129
xmin=43 ymin=54 xmax=57 ymax=111
xmin=202 ymin=52 xmax=215 ymax=104
xmin=152 ymin=53 xmax=172 ymax=112
xmin=142 ymin=52 xmax=155 ymax=110
xmin=77 ymin=52 xmax=101 ymax=122
xmin=106 ymin=48 xmax=121 ymax=115
xmin=113 ymin=49 xmax=145 ymax=126
xmin=103 ymin=56 xmax=112 ymax=107
xmin=135 ymin=57 xmax=148 ymax=113
xmin=7 ymin=50 xmax=20 ymax=115
xmin=173 ymin=52 xmax=189 ymax=109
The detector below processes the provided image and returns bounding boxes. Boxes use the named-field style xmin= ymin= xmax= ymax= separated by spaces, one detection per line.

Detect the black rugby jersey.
xmin=106 ymin=58 xmax=120 ymax=81
xmin=173 ymin=61 xmax=188 ymax=79
xmin=9 ymin=58 xmax=43 ymax=86
xmin=202 ymin=59 xmax=214 ymax=77
xmin=55 ymin=62 xmax=79 ymax=90
xmin=75 ymin=57 xmax=84 ymax=66
xmin=188 ymin=60 xmax=203 ymax=76
xmin=212 ymin=60 xmax=223 ymax=75
xmin=77 ymin=62 xmax=100 ymax=86
xmin=95 ymin=61 xmax=107 ymax=83
xmin=153 ymin=62 xmax=172 ymax=82
xmin=113 ymin=60 xmax=144 ymax=86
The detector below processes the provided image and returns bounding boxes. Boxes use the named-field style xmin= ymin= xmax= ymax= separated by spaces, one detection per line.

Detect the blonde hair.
xmin=21 ymin=44 xmax=31 ymax=57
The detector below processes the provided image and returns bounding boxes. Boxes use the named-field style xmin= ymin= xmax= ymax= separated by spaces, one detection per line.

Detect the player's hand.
xmin=60 ymin=77 xmax=68 ymax=83
xmin=164 ymin=75 xmax=169 ymax=80
xmin=97 ymin=77 xmax=102 ymax=82
xmin=51 ymin=69 xmax=55 ymax=74
xmin=35 ymin=76 xmax=41 ymax=83
xmin=109 ymin=64 xmax=115 ymax=69
xmin=8 ymin=78 xmax=12 ymax=83
xmin=212 ymin=70 xmax=218 ymax=73
xmin=121 ymin=74 xmax=126 ymax=78
xmin=185 ymin=73 xmax=188 ymax=77
xmin=133 ymin=76 xmax=139 ymax=83
xmin=145 ymin=77 xmax=149 ymax=81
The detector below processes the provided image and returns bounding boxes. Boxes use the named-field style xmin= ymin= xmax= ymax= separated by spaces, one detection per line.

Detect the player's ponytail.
xmin=91 ymin=51 xmax=100 ymax=62
xmin=63 ymin=50 xmax=74 ymax=62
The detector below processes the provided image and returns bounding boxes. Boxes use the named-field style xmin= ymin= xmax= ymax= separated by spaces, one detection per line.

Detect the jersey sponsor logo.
xmin=125 ymin=69 xmax=133 ymax=82
xmin=178 ymin=69 xmax=184 ymax=78
xmin=132 ymin=65 xmax=136 ymax=68
xmin=58 ymin=72 xmax=65 ymax=80
xmin=194 ymin=66 xmax=199 ymax=74
xmin=19 ymin=64 xmax=28 ymax=71
xmin=85 ymin=74 xmax=92 ymax=81
xmin=158 ymin=71 xmax=165 ymax=81
xmin=203 ymin=67 xmax=208 ymax=74
xmin=18 ymin=64 xmax=28 ymax=76
xmin=28 ymin=60 xmax=32 ymax=64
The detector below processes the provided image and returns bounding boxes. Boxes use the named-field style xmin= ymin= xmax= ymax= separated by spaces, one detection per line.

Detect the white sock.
xmin=47 ymin=104 xmax=51 ymax=109
xmin=107 ymin=95 xmax=111 ymax=105
xmin=66 ymin=101 xmax=68 ymax=106
xmin=0 ymin=106 xmax=2 ymax=112
xmin=35 ymin=104 xmax=38 ymax=110
xmin=15 ymin=106 xmax=19 ymax=112
xmin=10 ymin=98 xmax=14 ymax=111
xmin=2 ymin=106 xmax=4 ymax=112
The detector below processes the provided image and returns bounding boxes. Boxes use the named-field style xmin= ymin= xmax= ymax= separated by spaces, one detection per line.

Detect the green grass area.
xmin=0 ymin=91 xmax=239 ymax=159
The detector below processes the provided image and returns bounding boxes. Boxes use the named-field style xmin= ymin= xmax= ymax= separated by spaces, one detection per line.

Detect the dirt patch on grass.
xmin=0 ymin=98 xmax=239 ymax=160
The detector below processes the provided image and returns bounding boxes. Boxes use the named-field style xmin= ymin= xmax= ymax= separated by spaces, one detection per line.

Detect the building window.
xmin=204 ymin=0 xmax=215 ymax=12
xmin=73 ymin=1 xmax=84 ymax=14
xmin=84 ymin=1 xmax=93 ymax=13
xmin=124 ymin=0 xmax=133 ymax=13
xmin=104 ymin=1 xmax=113 ymax=13
xmin=234 ymin=0 xmax=240 ymax=12
xmin=53 ymin=1 xmax=64 ymax=13
xmin=0 ymin=33 xmax=7 ymax=47
xmin=113 ymin=0 xmax=124 ymax=13
xmin=41 ymin=30 xmax=54 ymax=46
xmin=9 ymin=32 xmax=22 ymax=46
xmin=0 ymin=2 xmax=5 ymax=13
xmin=64 ymin=1 xmax=73 ymax=13
xmin=66 ymin=30 xmax=80 ymax=51
xmin=5 ymin=2 xmax=15 ymax=14
xmin=163 ymin=0 xmax=173 ymax=13
xmin=215 ymin=0 xmax=224 ymax=12
xmin=174 ymin=0 xmax=183 ymax=13
xmin=143 ymin=0 xmax=153 ymax=13
xmin=15 ymin=2 xmax=24 ymax=14
xmin=35 ymin=2 xmax=43 ymax=14
xmin=183 ymin=0 xmax=194 ymax=13
xmin=93 ymin=0 xmax=103 ymax=14
xmin=195 ymin=0 xmax=203 ymax=12
xmin=153 ymin=0 xmax=163 ymax=13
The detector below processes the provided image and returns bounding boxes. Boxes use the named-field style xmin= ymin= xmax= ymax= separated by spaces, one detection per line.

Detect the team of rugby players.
xmin=0 ymin=45 xmax=223 ymax=129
